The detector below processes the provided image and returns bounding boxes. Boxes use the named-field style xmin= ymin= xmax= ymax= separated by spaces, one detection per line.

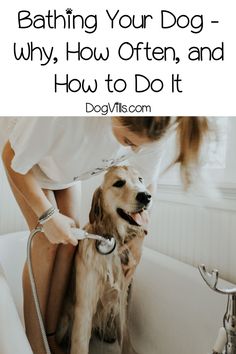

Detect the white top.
xmin=0 ymin=117 xmax=170 ymax=190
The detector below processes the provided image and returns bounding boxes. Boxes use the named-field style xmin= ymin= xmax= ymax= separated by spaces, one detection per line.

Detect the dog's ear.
xmin=89 ymin=187 xmax=103 ymax=224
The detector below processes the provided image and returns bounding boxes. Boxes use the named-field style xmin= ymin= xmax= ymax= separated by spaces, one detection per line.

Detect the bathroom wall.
xmin=148 ymin=186 xmax=236 ymax=284
xmin=0 ymin=159 xmax=27 ymax=235
xmin=147 ymin=117 xmax=236 ymax=283
xmin=0 ymin=118 xmax=235 ymax=284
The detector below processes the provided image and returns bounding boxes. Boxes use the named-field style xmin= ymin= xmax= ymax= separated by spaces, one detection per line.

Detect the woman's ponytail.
xmin=175 ymin=117 xmax=209 ymax=188
xmin=117 ymin=116 xmax=210 ymax=188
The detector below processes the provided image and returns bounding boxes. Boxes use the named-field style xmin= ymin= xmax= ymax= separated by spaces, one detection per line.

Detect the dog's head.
xmin=89 ymin=166 xmax=152 ymax=235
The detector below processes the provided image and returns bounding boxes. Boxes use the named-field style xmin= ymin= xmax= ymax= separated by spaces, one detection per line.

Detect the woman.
xmin=0 ymin=116 xmax=209 ymax=354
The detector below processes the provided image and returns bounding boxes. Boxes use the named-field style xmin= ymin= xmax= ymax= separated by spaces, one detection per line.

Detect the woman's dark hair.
xmin=119 ymin=116 xmax=209 ymax=188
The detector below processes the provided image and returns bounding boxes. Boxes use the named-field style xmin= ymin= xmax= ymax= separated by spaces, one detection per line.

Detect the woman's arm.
xmin=2 ymin=141 xmax=52 ymax=217
xmin=2 ymin=140 xmax=78 ymax=245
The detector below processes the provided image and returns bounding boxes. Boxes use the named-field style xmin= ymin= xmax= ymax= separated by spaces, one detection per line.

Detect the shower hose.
xmin=27 ymin=226 xmax=52 ymax=354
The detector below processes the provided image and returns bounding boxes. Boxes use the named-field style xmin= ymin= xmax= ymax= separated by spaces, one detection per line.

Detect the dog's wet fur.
xmin=56 ymin=166 xmax=152 ymax=354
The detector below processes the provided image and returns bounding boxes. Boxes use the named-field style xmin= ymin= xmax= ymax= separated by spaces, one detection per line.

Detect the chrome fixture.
xmin=199 ymin=264 xmax=236 ymax=354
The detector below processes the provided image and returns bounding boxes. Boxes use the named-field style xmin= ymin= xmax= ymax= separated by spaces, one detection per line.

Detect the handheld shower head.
xmin=71 ymin=228 xmax=116 ymax=255
xmin=95 ymin=235 xmax=116 ymax=255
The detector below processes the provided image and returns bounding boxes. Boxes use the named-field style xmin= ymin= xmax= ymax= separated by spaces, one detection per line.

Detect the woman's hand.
xmin=41 ymin=212 xmax=78 ymax=246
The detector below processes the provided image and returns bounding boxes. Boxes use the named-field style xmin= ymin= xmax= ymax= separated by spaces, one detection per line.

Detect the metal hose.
xmin=27 ymin=226 xmax=51 ymax=354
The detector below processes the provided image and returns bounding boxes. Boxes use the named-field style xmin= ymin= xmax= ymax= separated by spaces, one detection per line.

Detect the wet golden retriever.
xmin=57 ymin=166 xmax=152 ymax=354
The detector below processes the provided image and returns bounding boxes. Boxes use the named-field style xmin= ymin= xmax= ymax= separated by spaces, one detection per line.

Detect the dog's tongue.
xmin=130 ymin=210 xmax=149 ymax=226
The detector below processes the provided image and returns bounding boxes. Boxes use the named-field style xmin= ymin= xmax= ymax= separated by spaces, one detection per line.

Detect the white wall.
xmin=147 ymin=189 xmax=236 ymax=284
xmin=146 ymin=117 xmax=236 ymax=283
xmin=0 ymin=159 xmax=27 ymax=235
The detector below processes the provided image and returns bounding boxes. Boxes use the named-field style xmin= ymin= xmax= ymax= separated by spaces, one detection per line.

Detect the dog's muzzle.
xmin=136 ymin=192 xmax=152 ymax=206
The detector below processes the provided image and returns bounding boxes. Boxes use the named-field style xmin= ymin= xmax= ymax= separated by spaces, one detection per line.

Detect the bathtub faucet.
xmin=198 ymin=264 xmax=236 ymax=354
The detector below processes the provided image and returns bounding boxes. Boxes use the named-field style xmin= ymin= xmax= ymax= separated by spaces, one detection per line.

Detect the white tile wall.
xmin=0 ymin=160 xmax=27 ymax=236
xmin=146 ymin=187 xmax=236 ymax=284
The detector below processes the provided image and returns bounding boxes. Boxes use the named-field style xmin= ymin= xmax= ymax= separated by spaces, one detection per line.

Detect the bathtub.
xmin=0 ymin=231 xmax=232 ymax=354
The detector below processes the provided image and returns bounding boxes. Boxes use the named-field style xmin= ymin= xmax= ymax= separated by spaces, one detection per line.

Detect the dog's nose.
xmin=136 ymin=192 xmax=152 ymax=206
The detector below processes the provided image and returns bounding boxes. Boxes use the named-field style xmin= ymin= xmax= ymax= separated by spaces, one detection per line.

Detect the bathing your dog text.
xmin=13 ymin=8 xmax=223 ymax=98
xmin=17 ymin=9 xmax=205 ymax=34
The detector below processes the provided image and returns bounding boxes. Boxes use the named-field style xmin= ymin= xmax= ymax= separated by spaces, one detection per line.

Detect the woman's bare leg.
xmin=45 ymin=184 xmax=81 ymax=351
xmin=8 ymin=177 xmax=81 ymax=354
xmin=7 ymin=177 xmax=58 ymax=354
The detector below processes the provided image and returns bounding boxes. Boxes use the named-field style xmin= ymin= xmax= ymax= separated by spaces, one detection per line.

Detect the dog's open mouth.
xmin=117 ymin=208 xmax=149 ymax=226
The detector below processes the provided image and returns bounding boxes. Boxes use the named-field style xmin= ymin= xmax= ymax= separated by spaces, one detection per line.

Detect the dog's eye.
xmin=113 ymin=180 xmax=126 ymax=188
xmin=139 ymin=177 xmax=143 ymax=183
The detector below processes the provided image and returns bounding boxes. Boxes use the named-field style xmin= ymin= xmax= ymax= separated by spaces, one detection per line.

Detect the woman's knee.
xmin=31 ymin=232 xmax=58 ymax=262
xmin=54 ymin=185 xmax=81 ymax=225
xmin=55 ymin=244 xmax=77 ymax=267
